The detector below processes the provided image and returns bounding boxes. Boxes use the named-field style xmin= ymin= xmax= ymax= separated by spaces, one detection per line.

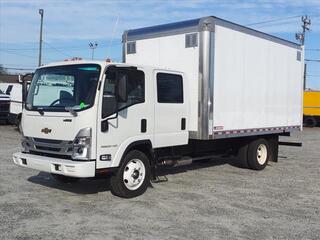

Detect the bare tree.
xmin=0 ymin=65 xmax=8 ymax=75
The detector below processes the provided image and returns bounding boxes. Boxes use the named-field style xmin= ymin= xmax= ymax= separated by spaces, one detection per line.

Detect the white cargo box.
xmin=123 ymin=16 xmax=304 ymax=140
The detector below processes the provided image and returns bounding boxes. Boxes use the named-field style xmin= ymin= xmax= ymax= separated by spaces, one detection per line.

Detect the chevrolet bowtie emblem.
xmin=41 ymin=128 xmax=52 ymax=134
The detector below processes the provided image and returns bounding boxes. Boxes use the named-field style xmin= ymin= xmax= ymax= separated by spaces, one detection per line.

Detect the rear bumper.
xmin=13 ymin=152 xmax=95 ymax=178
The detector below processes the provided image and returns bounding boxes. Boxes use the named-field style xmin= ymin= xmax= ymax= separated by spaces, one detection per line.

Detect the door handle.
xmin=181 ymin=118 xmax=186 ymax=130
xmin=141 ymin=119 xmax=147 ymax=133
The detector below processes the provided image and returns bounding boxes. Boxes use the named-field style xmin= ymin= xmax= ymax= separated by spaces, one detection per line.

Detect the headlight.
xmin=21 ymin=137 xmax=30 ymax=153
xmin=72 ymin=128 xmax=92 ymax=160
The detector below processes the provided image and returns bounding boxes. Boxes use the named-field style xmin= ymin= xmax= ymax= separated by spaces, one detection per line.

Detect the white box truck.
xmin=13 ymin=16 xmax=303 ymax=198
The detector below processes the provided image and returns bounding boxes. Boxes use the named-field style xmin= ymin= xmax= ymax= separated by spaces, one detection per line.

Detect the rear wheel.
xmin=110 ymin=150 xmax=151 ymax=198
xmin=51 ymin=174 xmax=80 ymax=183
xmin=247 ymin=138 xmax=270 ymax=170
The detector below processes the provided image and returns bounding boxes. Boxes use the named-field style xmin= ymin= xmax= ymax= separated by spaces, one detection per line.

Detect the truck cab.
xmin=13 ymin=60 xmax=188 ymax=197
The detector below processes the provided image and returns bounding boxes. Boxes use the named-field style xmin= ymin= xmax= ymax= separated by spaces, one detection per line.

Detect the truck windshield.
xmin=26 ymin=64 xmax=101 ymax=112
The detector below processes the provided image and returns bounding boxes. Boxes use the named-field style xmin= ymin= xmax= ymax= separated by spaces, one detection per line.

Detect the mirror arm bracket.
xmin=101 ymin=111 xmax=119 ymax=132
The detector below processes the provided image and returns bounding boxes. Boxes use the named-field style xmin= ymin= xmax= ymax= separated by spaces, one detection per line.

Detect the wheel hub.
xmin=123 ymin=159 xmax=146 ymax=190
xmin=132 ymin=170 xmax=140 ymax=179
xmin=256 ymin=144 xmax=267 ymax=165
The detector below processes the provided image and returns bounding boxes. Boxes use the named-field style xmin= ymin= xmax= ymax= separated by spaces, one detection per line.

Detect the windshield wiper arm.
xmin=65 ymin=107 xmax=78 ymax=117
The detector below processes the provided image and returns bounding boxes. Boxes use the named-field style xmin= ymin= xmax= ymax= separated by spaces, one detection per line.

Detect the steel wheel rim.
xmin=256 ymin=144 xmax=267 ymax=165
xmin=123 ymin=159 xmax=146 ymax=190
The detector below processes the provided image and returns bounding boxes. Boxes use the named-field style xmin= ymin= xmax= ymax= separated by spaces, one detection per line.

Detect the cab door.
xmin=154 ymin=71 xmax=188 ymax=147
xmin=96 ymin=66 xmax=154 ymax=169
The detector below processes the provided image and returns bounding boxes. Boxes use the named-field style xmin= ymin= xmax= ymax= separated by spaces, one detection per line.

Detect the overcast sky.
xmin=0 ymin=0 xmax=319 ymax=89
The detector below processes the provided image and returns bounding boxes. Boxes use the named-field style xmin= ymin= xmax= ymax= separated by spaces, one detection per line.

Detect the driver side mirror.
xmin=22 ymin=73 xmax=33 ymax=103
xmin=117 ymin=74 xmax=127 ymax=103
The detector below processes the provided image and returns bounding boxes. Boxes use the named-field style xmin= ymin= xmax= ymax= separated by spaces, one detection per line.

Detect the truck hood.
xmin=22 ymin=107 xmax=97 ymax=141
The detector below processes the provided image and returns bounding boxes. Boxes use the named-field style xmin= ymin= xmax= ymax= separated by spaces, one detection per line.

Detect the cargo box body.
xmin=123 ymin=16 xmax=304 ymax=140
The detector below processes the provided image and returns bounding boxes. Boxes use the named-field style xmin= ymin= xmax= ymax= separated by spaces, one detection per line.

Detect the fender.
xmin=119 ymin=140 xmax=154 ymax=166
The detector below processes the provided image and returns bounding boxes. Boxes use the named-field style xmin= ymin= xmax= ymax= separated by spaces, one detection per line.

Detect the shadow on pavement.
xmin=156 ymin=157 xmax=236 ymax=177
xmin=27 ymin=156 xmax=260 ymax=194
xmin=28 ymin=171 xmax=111 ymax=194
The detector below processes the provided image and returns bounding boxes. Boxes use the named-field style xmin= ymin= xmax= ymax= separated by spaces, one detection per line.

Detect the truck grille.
xmin=0 ymin=101 xmax=10 ymax=114
xmin=24 ymin=137 xmax=73 ymax=157
xmin=0 ymin=101 xmax=9 ymax=119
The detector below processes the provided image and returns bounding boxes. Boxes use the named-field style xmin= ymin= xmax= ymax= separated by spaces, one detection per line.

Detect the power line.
xmin=0 ymin=48 xmax=59 ymax=62
xmin=307 ymin=74 xmax=320 ymax=77
xmin=0 ymin=49 xmax=37 ymax=59
xmin=0 ymin=41 xmax=122 ymax=52
xmin=43 ymin=41 xmax=73 ymax=58
xmin=2 ymin=67 xmax=35 ymax=71
xmin=1 ymin=46 xmax=85 ymax=51
xmin=252 ymin=19 xmax=299 ymax=28
xmin=1 ymin=63 xmax=37 ymax=68
xmin=305 ymin=59 xmax=320 ymax=62
xmin=305 ymin=49 xmax=320 ymax=51
xmin=246 ymin=15 xmax=301 ymax=26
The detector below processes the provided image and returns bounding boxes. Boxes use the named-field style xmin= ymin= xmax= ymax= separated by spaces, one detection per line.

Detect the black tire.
xmin=51 ymin=174 xmax=80 ymax=183
xmin=236 ymin=143 xmax=249 ymax=168
xmin=247 ymin=138 xmax=270 ymax=170
xmin=304 ymin=117 xmax=317 ymax=128
xmin=110 ymin=150 xmax=151 ymax=198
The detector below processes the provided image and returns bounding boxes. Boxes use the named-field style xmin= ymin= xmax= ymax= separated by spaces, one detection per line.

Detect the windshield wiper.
xmin=65 ymin=107 xmax=78 ymax=117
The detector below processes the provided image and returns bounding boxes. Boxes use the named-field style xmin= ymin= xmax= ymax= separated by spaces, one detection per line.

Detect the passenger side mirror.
xmin=117 ymin=73 xmax=127 ymax=103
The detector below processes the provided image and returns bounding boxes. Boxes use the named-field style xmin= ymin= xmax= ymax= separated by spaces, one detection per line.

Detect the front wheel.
xmin=110 ymin=150 xmax=151 ymax=198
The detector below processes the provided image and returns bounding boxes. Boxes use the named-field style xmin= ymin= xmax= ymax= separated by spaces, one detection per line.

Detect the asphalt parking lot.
xmin=0 ymin=125 xmax=319 ymax=240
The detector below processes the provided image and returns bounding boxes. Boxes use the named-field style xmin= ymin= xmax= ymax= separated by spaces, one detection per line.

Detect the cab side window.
xmin=118 ymin=69 xmax=145 ymax=110
xmin=157 ymin=73 xmax=183 ymax=103
xmin=102 ymin=68 xmax=145 ymax=118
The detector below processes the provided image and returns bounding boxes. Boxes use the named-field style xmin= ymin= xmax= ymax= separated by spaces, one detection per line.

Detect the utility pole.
xmin=295 ymin=15 xmax=311 ymax=45
xmin=89 ymin=42 xmax=98 ymax=60
xmin=295 ymin=16 xmax=311 ymax=90
xmin=38 ymin=9 xmax=44 ymax=67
